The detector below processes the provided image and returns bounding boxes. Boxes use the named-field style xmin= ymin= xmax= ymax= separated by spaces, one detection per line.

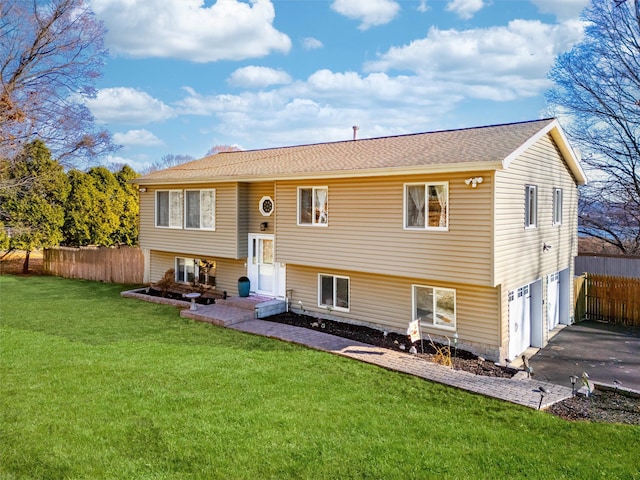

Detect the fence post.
xmin=574 ymin=273 xmax=587 ymax=323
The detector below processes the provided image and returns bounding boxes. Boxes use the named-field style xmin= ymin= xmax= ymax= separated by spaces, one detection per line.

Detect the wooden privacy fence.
xmin=44 ymin=246 xmax=144 ymax=284
xmin=575 ymin=273 xmax=640 ymax=326
xmin=575 ymin=254 xmax=640 ymax=278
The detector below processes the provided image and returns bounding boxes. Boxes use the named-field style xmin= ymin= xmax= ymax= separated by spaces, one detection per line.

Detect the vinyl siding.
xmin=246 ymin=182 xmax=275 ymax=236
xmin=237 ymin=183 xmax=248 ymax=256
xmin=286 ymin=264 xmax=501 ymax=358
xmin=275 ymin=173 xmax=494 ymax=286
xmin=139 ymin=183 xmax=241 ymax=259
xmin=494 ymin=133 xmax=579 ymax=346
xmin=149 ymin=250 xmax=246 ymax=296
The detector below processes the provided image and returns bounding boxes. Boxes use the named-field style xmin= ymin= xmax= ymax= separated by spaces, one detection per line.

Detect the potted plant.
xmin=238 ymin=276 xmax=250 ymax=297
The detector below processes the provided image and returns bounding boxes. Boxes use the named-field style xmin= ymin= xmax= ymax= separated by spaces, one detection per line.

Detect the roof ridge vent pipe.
xmin=352 ymin=125 xmax=359 ymax=141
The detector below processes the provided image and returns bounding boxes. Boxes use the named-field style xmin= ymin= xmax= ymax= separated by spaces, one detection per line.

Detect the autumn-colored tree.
xmin=0 ymin=0 xmax=116 ymax=168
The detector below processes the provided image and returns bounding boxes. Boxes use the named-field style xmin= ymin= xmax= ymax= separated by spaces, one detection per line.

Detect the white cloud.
xmin=176 ymin=87 xmax=279 ymax=116
xmin=90 ymin=0 xmax=291 ymax=62
xmin=330 ymin=0 xmax=400 ymax=30
xmin=174 ymin=11 xmax=587 ymax=150
xmin=417 ymin=0 xmax=429 ymax=13
xmin=446 ymin=0 xmax=485 ymax=20
xmin=102 ymin=153 xmax=151 ymax=172
xmin=302 ymin=70 xmax=458 ymax=106
xmin=113 ymin=129 xmax=164 ymax=147
xmin=227 ymin=66 xmax=292 ymax=88
xmin=302 ymin=37 xmax=323 ymax=50
xmin=174 ymin=67 xmax=463 ymax=149
xmin=95 ymin=6 xmax=588 ymax=159
xmin=364 ymin=19 xmax=585 ymax=100
xmin=86 ymin=87 xmax=175 ymax=125
xmin=530 ymin=0 xmax=589 ymax=20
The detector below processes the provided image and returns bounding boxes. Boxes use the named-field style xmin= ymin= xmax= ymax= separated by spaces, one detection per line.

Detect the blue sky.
xmin=84 ymin=0 xmax=589 ymax=172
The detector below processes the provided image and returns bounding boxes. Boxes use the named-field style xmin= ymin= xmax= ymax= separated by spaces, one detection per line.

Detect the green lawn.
xmin=1 ymin=275 xmax=638 ymax=479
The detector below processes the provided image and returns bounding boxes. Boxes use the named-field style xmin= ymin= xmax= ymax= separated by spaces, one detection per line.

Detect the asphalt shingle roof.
xmin=137 ymin=118 xmax=557 ymax=184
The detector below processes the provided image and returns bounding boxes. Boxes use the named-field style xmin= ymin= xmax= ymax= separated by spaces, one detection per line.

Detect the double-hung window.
xmin=412 ymin=285 xmax=456 ymax=330
xmin=405 ymin=183 xmax=448 ymax=230
xmin=525 ymin=185 xmax=537 ymax=228
xmin=156 ymin=190 xmax=183 ymax=228
xmin=185 ymin=189 xmax=216 ymax=230
xmin=298 ymin=187 xmax=328 ymax=226
xmin=318 ymin=274 xmax=350 ymax=311
xmin=553 ymin=188 xmax=563 ymax=226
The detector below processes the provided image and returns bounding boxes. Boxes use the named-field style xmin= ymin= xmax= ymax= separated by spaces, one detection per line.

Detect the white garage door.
xmin=547 ymin=272 xmax=560 ymax=330
xmin=508 ymin=284 xmax=531 ymax=360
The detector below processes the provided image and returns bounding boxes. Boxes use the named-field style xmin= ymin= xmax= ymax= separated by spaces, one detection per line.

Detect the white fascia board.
xmin=502 ymin=119 xmax=587 ymax=185
xmin=132 ymin=162 xmax=503 ymax=186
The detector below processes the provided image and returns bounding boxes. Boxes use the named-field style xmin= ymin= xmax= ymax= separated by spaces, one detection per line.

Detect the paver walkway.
xmin=230 ymin=319 xmax=573 ymax=410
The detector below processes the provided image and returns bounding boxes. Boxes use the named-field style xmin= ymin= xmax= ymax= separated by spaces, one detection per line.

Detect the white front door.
xmin=508 ymin=284 xmax=531 ymax=360
xmin=547 ymin=272 xmax=560 ymax=330
xmin=247 ymin=234 xmax=285 ymax=297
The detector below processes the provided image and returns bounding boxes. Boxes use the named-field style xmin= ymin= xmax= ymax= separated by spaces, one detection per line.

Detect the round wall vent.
xmin=259 ymin=196 xmax=274 ymax=216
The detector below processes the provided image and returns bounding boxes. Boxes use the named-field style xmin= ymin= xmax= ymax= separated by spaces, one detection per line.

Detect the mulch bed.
xmin=266 ymin=311 xmax=517 ymax=377
xmin=142 ymin=286 xmax=222 ymax=305
xmin=547 ymin=389 xmax=640 ymax=425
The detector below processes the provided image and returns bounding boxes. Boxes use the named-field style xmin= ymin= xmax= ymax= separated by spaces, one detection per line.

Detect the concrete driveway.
xmin=529 ymin=320 xmax=640 ymax=393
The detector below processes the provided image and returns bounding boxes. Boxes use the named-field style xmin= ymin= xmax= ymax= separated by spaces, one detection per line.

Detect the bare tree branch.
xmin=547 ymin=0 xmax=640 ymax=255
xmin=0 ymin=0 xmax=118 ymax=165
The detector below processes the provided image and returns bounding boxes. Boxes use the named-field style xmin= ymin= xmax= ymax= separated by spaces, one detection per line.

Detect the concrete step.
xmin=180 ymin=303 xmax=255 ymax=327
xmin=180 ymin=298 xmax=287 ymax=326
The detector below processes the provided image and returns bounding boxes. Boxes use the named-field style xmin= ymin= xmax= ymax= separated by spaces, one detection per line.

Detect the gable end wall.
xmin=494 ymin=133 xmax=579 ymax=346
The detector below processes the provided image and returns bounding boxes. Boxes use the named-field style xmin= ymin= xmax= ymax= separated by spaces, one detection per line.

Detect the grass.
xmin=1 ymin=275 xmax=639 ymax=479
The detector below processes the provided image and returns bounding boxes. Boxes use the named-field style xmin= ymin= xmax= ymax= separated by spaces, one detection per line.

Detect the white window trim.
xmin=184 ymin=189 xmax=216 ymax=231
xmin=412 ymin=284 xmax=457 ymax=332
xmin=175 ymin=257 xmax=199 ymax=284
xmin=403 ymin=182 xmax=449 ymax=231
xmin=525 ymin=184 xmax=538 ymax=229
xmin=259 ymin=196 xmax=274 ymax=216
xmin=318 ymin=273 xmax=350 ymax=312
xmin=155 ymin=190 xmax=183 ymax=229
xmin=297 ymin=186 xmax=329 ymax=227
xmin=553 ymin=187 xmax=563 ymax=226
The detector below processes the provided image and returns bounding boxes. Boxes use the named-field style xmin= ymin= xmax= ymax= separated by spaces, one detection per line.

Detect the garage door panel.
xmin=508 ymin=285 xmax=531 ymax=360
xmin=547 ymin=272 xmax=560 ymax=330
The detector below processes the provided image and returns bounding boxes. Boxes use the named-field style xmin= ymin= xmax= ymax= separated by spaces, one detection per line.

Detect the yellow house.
xmin=134 ymin=118 xmax=587 ymax=362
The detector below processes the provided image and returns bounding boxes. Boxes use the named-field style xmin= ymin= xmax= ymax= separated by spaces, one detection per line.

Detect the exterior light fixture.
xmin=138 ymin=187 xmax=147 ymax=193
xmin=453 ymin=332 xmax=458 ymax=360
xmin=260 ymin=222 xmax=268 ymax=231
xmin=570 ymin=375 xmax=578 ymax=396
xmin=464 ymin=177 xmax=483 ymax=188
xmin=538 ymin=386 xmax=547 ymax=410
xmin=613 ymin=379 xmax=621 ymax=393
